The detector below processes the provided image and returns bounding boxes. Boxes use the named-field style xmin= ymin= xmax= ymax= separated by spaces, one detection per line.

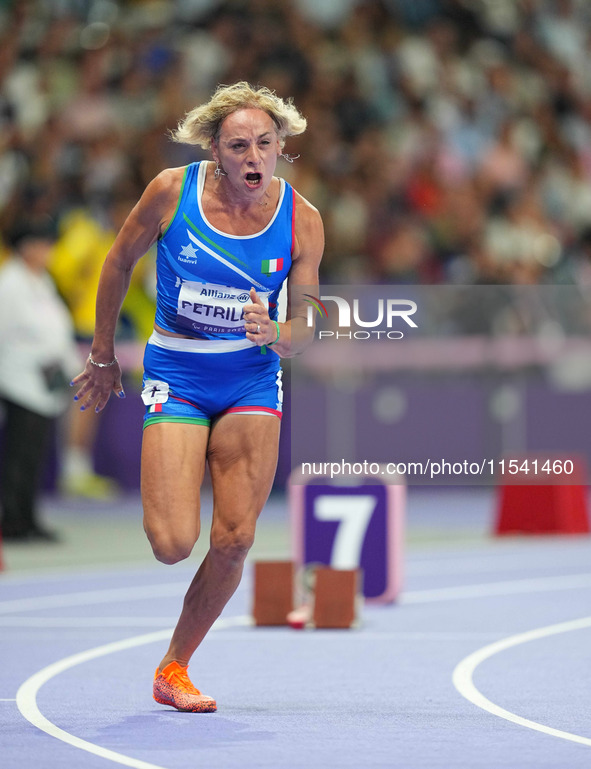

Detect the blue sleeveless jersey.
xmin=155 ymin=161 xmax=294 ymax=341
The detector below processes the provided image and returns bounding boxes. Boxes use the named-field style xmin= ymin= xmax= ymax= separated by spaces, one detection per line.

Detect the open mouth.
xmin=245 ymin=172 xmax=262 ymax=187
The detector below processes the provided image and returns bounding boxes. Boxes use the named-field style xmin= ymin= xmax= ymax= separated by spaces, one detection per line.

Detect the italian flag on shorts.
xmin=261 ymin=258 xmax=283 ymax=275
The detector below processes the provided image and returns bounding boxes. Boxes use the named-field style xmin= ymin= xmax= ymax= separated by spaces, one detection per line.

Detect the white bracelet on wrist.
xmin=88 ymin=354 xmax=118 ymax=368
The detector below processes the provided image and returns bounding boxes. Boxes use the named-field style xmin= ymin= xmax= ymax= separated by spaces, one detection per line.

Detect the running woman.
xmin=71 ymin=82 xmax=324 ymax=712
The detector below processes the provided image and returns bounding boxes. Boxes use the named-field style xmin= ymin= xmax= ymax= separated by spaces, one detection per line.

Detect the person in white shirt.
xmin=0 ymin=220 xmax=81 ymax=541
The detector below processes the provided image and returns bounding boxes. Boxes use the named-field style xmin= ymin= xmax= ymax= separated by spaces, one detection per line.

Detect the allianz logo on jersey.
xmin=198 ymin=287 xmax=250 ymax=302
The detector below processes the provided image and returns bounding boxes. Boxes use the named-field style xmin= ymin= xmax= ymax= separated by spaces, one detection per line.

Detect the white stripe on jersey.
xmin=186 ymin=229 xmax=267 ymax=291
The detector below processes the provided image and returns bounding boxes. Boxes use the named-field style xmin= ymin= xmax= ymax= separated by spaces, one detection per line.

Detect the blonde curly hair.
xmin=170 ymin=82 xmax=307 ymax=150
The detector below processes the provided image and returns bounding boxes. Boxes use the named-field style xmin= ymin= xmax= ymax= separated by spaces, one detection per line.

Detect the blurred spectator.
xmin=0 ymin=0 xmax=591 ymax=288
xmin=0 ymin=218 xmax=81 ymax=541
xmin=49 ymin=192 xmax=155 ymax=498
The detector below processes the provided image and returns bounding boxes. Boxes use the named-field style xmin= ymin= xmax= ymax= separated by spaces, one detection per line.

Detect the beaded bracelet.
xmin=266 ymin=320 xmax=280 ymax=347
xmin=88 ymin=354 xmax=118 ymax=368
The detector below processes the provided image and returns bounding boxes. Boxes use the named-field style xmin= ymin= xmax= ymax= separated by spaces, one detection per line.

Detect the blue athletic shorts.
xmin=141 ymin=332 xmax=283 ymax=429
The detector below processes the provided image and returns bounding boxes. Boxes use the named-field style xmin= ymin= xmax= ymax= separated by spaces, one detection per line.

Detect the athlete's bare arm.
xmin=71 ymin=168 xmax=184 ymax=412
xmin=244 ymin=190 xmax=324 ymax=357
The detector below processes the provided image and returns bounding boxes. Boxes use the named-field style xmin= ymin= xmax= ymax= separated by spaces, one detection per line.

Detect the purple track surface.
xmin=1 ymin=489 xmax=591 ymax=768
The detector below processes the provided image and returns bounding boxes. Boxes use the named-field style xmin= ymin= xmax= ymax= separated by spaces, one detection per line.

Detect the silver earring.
xmin=214 ymin=161 xmax=227 ymax=179
xmin=280 ymin=153 xmax=300 ymax=163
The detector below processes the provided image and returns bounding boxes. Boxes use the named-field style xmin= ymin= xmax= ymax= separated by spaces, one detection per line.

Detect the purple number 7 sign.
xmin=290 ymin=476 xmax=405 ymax=603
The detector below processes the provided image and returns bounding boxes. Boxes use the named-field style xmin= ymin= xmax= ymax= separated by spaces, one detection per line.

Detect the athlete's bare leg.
xmin=141 ymin=422 xmax=208 ymax=565
xmin=142 ymin=414 xmax=280 ymax=670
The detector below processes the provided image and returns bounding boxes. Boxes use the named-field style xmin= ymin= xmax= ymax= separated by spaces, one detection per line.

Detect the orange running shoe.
xmin=153 ymin=661 xmax=217 ymax=713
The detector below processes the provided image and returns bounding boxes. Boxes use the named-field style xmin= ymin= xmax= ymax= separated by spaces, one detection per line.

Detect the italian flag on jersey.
xmin=261 ymin=258 xmax=284 ymax=275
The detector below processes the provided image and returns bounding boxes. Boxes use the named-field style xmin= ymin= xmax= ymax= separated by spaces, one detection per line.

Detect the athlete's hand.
xmin=244 ymin=288 xmax=279 ymax=347
xmin=70 ymin=356 xmax=125 ymax=413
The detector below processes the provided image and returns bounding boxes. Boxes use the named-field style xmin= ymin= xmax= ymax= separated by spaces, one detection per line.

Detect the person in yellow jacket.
xmin=50 ymin=198 xmax=155 ymax=497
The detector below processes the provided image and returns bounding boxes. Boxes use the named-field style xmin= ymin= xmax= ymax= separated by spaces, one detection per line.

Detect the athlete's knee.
xmin=210 ymin=521 xmax=255 ymax=564
xmin=150 ymin=535 xmax=194 ymax=565
xmin=144 ymin=520 xmax=199 ymax=565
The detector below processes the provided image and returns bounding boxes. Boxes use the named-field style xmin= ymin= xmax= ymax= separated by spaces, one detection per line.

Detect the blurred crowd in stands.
xmin=3 ymin=0 xmax=591 ymax=513
xmin=2 ymin=0 xmax=591 ymax=306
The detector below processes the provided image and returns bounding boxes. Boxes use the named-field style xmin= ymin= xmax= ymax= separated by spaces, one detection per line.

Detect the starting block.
xmin=313 ymin=567 xmax=360 ymax=629
xmin=252 ymin=561 xmax=360 ymax=629
xmin=252 ymin=561 xmax=295 ymax=626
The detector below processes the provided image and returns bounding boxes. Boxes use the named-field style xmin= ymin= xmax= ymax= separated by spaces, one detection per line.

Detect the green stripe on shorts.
xmin=143 ymin=414 xmax=210 ymax=429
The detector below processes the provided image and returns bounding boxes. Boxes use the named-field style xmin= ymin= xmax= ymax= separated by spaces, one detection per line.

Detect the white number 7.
xmin=314 ymin=495 xmax=376 ymax=569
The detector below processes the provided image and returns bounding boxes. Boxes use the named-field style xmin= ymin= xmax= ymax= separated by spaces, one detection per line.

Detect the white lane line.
xmin=198 ymin=631 xmax=505 ymax=642
xmin=408 ymin=551 xmax=591 ymax=577
xmin=401 ymin=573 xmax=591 ymax=604
xmin=17 ymin=616 xmax=251 ymax=769
xmin=0 ymin=563 xmax=161 ymax=585
xmin=452 ymin=615 xmax=591 ymax=747
xmin=1 ymin=619 xmax=504 ymax=640
xmin=0 ymin=617 xmax=180 ymax=627
xmin=2 ymin=572 xmax=591 ymax=618
xmin=0 ymin=573 xmax=252 ymax=615
xmin=0 ymin=583 xmax=189 ymax=615
xmin=12 ymin=571 xmax=591 ymax=765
